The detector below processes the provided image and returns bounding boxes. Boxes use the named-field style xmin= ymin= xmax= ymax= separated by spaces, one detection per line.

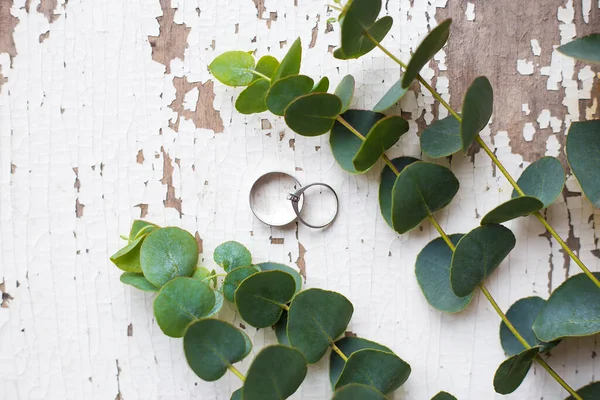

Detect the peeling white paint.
xmin=517 ymin=59 xmax=535 ymax=75
xmin=465 ymin=2 xmax=475 ymax=21
xmin=523 ymin=122 xmax=536 ymax=141
xmin=530 ymin=39 xmax=542 ymax=56
xmin=522 ymin=103 xmax=531 ymax=115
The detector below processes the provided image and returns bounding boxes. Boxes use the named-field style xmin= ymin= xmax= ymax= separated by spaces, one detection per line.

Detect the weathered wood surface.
xmin=0 ymin=0 xmax=599 ymax=399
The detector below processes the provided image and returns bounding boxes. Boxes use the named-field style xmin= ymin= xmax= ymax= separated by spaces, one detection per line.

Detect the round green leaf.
xmin=235 ymin=79 xmax=270 ymax=115
xmin=330 ymin=110 xmax=385 ymax=174
xmin=266 ymin=75 xmax=314 ymax=116
xmin=567 ymin=120 xmax=600 ymax=208
xmin=153 ymin=277 xmax=216 ymax=338
xmin=287 ymin=288 xmax=354 ymax=363
xmin=209 ymin=51 xmax=256 ymax=87
xmin=512 ymin=157 xmax=565 ymax=208
xmin=231 ymin=388 xmax=242 ymax=400
xmin=566 ymin=382 xmax=600 ymax=400
xmin=335 ymin=349 xmax=411 ymax=394
xmin=129 ymin=220 xmax=159 ymax=240
xmin=284 ymin=93 xmax=342 ymax=137
xmin=500 ymin=296 xmax=559 ymax=357
xmin=192 ymin=266 xmax=217 ymax=287
xmin=183 ymin=319 xmax=250 ymax=381
xmin=120 ymin=272 xmax=158 ymax=292
xmin=373 ymin=79 xmax=409 ymax=112
xmin=402 ymin=19 xmax=452 ymax=88
xmin=450 ymin=224 xmax=516 ymax=297
xmin=391 ymin=161 xmax=459 ymax=234
xmin=420 ymin=115 xmax=461 ymax=158
xmin=312 ymin=76 xmax=330 ymax=93
xmin=480 ymin=196 xmax=543 ymax=225
xmin=274 ymin=310 xmax=290 ymax=346
xmin=533 ymin=273 xmax=600 ymax=342
xmin=353 ymin=116 xmax=409 ymax=172
xmin=330 ymin=337 xmax=392 ymax=387
xmin=493 ymin=347 xmax=539 ymax=395
xmin=338 ymin=0 xmax=392 ymax=60
xmin=558 ymin=34 xmax=600 ymax=64
xmin=223 ymin=266 xmax=259 ymax=303
xmin=140 ymin=227 xmax=199 ymax=288
xmin=272 ymin=38 xmax=302 ymax=82
xmin=460 ymin=76 xmax=493 ymax=151
xmin=256 ymin=262 xmax=302 ymax=293
xmin=111 ymin=235 xmax=146 ymax=273
xmin=378 ymin=157 xmax=419 ymax=227
xmin=214 ymin=241 xmax=252 ymax=272
xmin=243 ymin=345 xmax=307 ymax=400
xmin=334 ymin=75 xmax=355 ymax=113
xmin=332 ymin=384 xmax=387 ymax=400
xmin=432 ymin=392 xmax=458 ymax=400
xmin=207 ymin=290 xmax=224 ymax=317
xmin=415 ymin=234 xmax=473 ymax=313
xmin=235 ymin=270 xmax=296 ymax=328
xmin=252 ymin=55 xmax=279 ymax=82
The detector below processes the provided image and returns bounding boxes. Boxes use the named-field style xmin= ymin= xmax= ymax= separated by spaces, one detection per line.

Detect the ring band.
xmin=287 ymin=183 xmax=339 ymax=229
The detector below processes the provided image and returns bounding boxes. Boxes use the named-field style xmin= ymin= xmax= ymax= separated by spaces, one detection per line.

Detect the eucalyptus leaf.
xmin=140 ymin=227 xmax=199 ymax=288
xmin=111 ymin=235 xmax=146 ymax=273
xmin=313 ymin=77 xmax=330 ymax=93
xmin=235 ymin=270 xmax=296 ymax=328
xmin=214 ymin=241 xmax=252 ymax=273
xmin=209 ymin=51 xmax=256 ymax=87
xmin=391 ymin=161 xmax=459 ymax=234
xmin=420 ymin=115 xmax=461 ymax=158
xmin=266 ymin=75 xmax=315 ymax=116
xmin=335 ymin=75 xmax=355 ymax=113
xmin=274 ymin=310 xmax=290 ymax=346
xmin=493 ymin=347 xmax=539 ymax=395
xmin=566 ymin=382 xmax=600 ymax=400
xmin=402 ymin=19 xmax=452 ymax=88
xmin=557 ymin=34 xmax=600 ymax=64
xmin=192 ymin=266 xmax=217 ymax=288
xmin=566 ymin=120 xmax=600 ymax=208
xmin=415 ymin=234 xmax=473 ymax=313
xmin=120 ymin=272 xmax=158 ymax=292
xmin=153 ymin=277 xmax=216 ymax=338
xmin=373 ymin=80 xmax=409 ymax=112
xmin=252 ymin=55 xmax=279 ymax=82
xmin=460 ymin=76 xmax=493 ymax=151
xmin=480 ymin=196 xmax=544 ymax=225
xmin=330 ymin=110 xmax=385 ymax=174
xmin=331 ymin=384 xmax=387 ymax=400
xmin=378 ymin=157 xmax=419 ymax=227
xmin=330 ymin=337 xmax=392 ymax=387
xmin=432 ymin=392 xmax=458 ymax=400
xmin=129 ymin=220 xmax=159 ymax=240
xmin=236 ymin=79 xmax=270 ymax=114
xmin=285 ymin=93 xmax=342 ymax=136
xmin=272 ymin=38 xmax=302 ymax=82
xmin=231 ymin=388 xmax=242 ymax=400
xmin=450 ymin=224 xmax=516 ymax=297
xmin=183 ymin=319 xmax=250 ymax=381
xmin=207 ymin=290 xmax=224 ymax=317
xmin=287 ymin=289 xmax=354 ymax=363
xmin=353 ymin=116 xmax=409 ymax=172
xmin=512 ymin=157 xmax=565 ymax=208
xmin=338 ymin=0 xmax=392 ymax=59
xmin=223 ymin=266 xmax=259 ymax=303
xmin=533 ymin=273 xmax=600 ymax=342
xmin=243 ymin=345 xmax=308 ymax=400
xmin=256 ymin=262 xmax=302 ymax=293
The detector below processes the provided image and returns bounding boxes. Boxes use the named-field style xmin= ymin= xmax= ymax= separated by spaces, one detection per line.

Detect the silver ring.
xmin=288 ymin=182 xmax=339 ymax=229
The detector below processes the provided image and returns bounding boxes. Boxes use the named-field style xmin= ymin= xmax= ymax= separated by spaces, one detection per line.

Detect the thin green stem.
xmin=331 ymin=342 xmax=349 ymax=362
xmin=336 ymin=116 xmax=365 ymax=139
xmin=281 ymin=303 xmax=290 ymax=312
xmin=327 ymin=4 xmax=343 ymax=11
xmin=228 ymin=365 xmax=246 ymax=382
xmin=202 ymin=273 xmax=227 ymax=281
xmin=251 ymin=70 xmax=271 ymax=81
xmin=428 ymin=215 xmax=455 ymax=251
xmin=119 ymin=235 xmax=129 ymax=242
xmin=537 ymin=358 xmax=583 ymax=400
xmin=475 ymin=136 xmax=523 ymax=195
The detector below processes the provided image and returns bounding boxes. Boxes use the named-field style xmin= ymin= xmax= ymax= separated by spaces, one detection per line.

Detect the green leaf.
xmin=110 ymin=235 xmax=146 ymax=273
xmin=450 ymin=224 xmax=516 ymax=297
xmin=312 ymin=77 xmax=330 ymax=93
xmin=566 ymin=382 xmax=600 ymax=399
xmin=415 ymin=235 xmax=473 ymax=313
xmin=334 ymin=75 xmax=355 ymax=113
xmin=557 ymin=34 xmax=600 ymax=64
xmin=330 ymin=110 xmax=385 ymax=174
xmin=266 ymin=75 xmax=314 ymax=116
xmin=500 ymin=297 xmax=559 ymax=357
xmin=480 ymin=196 xmax=544 ymax=225
xmin=338 ymin=0 xmax=392 ymax=59
xmin=183 ymin=318 xmax=250 ymax=381
xmin=460 ymin=76 xmax=493 ymax=151
xmin=129 ymin=220 xmax=159 ymax=240
xmin=567 ymin=120 xmax=600 ymax=208
xmin=336 ymin=16 xmax=393 ymax=60
xmin=140 ymin=227 xmax=198 ymax=288
xmin=493 ymin=347 xmax=539 ymax=395
xmin=402 ymin=19 xmax=452 ymax=88
xmin=209 ymin=51 xmax=256 ymax=87
xmin=223 ymin=266 xmax=259 ymax=303
xmin=274 ymin=310 xmax=290 ymax=346
xmin=207 ymin=290 xmax=224 ymax=317
xmin=331 ymin=384 xmax=387 ymax=400
xmin=420 ymin=115 xmax=461 ymax=158
xmin=272 ymin=38 xmax=302 ymax=82
xmin=373 ymin=80 xmax=409 ymax=112
xmin=235 ymin=270 xmax=296 ymax=328
xmin=252 ymin=55 xmax=279 ymax=82
xmin=378 ymin=157 xmax=419 ymax=227
xmin=243 ymin=345 xmax=308 ymax=400
xmin=191 ymin=266 xmax=217 ymax=288
xmin=235 ymin=79 xmax=270 ymax=114
xmin=284 ymin=93 xmax=342 ymax=137
xmin=153 ymin=277 xmax=216 ymax=337
xmin=353 ymin=116 xmax=409 ymax=172
xmin=231 ymin=388 xmax=242 ymax=400
xmin=120 ymin=272 xmax=158 ymax=292
xmin=214 ymin=241 xmax=252 ymax=273
xmin=391 ymin=161 xmax=459 ymax=234
xmin=256 ymin=262 xmax=303 ymax=293
xmin=287 ymin=288 xmax=354 ymax=363
xmin=512 ymin=157 xmax=565 ymax=208
xmin=329 ymin=337 xmax=392 ymax=387
xmin=533 ymin=273 xmax=600 ymax=342
xmin=432 ymin=392 xmax=458 ymax=400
